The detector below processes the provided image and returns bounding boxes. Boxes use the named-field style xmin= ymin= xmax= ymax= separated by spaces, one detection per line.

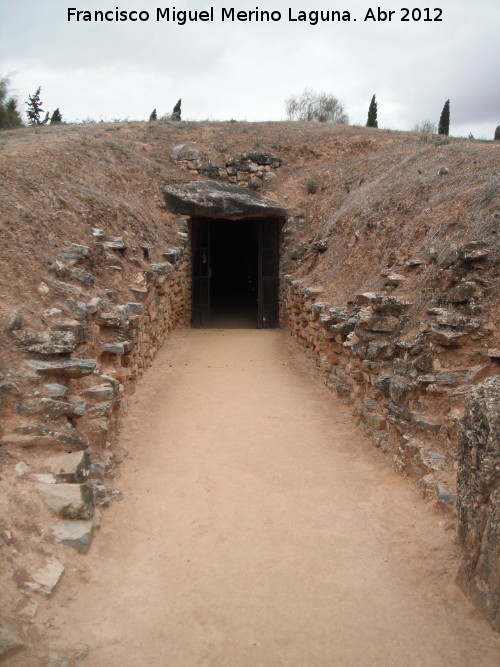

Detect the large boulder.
xmin=161 ymin=181 xmax=288 ymax=219
xmin=456 ymin=377 xmax=500 ymax=630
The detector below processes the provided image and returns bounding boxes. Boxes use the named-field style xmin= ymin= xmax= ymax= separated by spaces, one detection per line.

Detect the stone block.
xmin=86 ymin=297 xmax=102 ymax=314
xmin=357 ymin=310 xmax=399 ymax=333
xmin=83 ymin=417 xmax=109 ymax=447
xmin=355 ymin=292 xmax=412 ymax=314
xmin=82 ymin=384 xmax=115 ymax=401
xmin=101 ymin=342 xmax=127 ymax=355
xmin=14 ymin=330 xmax=76 ymax=355
xmin=70 ymin=267 xmax=94 ymax=287
xmin=65 ymin=243 xmax=91 ymax=258
xmin=423 ymin=451 xmax=446 ymax=471
xmin=68 ymin=396 xmax=87 ymax=418
xmin=103 ymin=237 xmax=127 ymax=251
xmin=3 ymin=423 xmax=88 ymax=450
xmin=52 ymin=520 xmax=94 ymax=553
xmin=26 ymin=358 xmax=97 ymax=378
xmin=389 ymin=377 xmax=413 ymax=404
xmin=37 ymin=482 xmax=94 ymax=519
xmin=150 ymin=261 xmax=173 ymax=276
xmin=423 ymin=325 xmax=467 ymax=346
xmin=21 ymin=557 xmax=65 ymax=597
xmin=52 ymin=280 xmax=84 ymax=297
xmin=448 ymin=280 xmax=481 ymax=303
xmin=95 ymin=311 xmax=128 ymax=329
xmin=372 ymin=375 xmax=391 ymax=398
xmin=17 ymin=398 xmax=74 ymax=419
xmin=457 ymin=240 xmax=489 ymax=262
xmin=457 ymin=377 xmax=500 ymax=630
xmin=44 ymin=383 xmax=69 ymax=398
xmin=411 ymin=413 xmax=441 ymax=433
xmin=43 ymin=450 xmax=90 ymax=483
xmin=87 ymin=402 xmax=112 ymax=419
xmin=435 ymin=483 xmax=456 ymax=505
xmin=64 ymin=299 xmax=89 ymax=319
xmin=366 ymin=341 xmax=394 ymax=360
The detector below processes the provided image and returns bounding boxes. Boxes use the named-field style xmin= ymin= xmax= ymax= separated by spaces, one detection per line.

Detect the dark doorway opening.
xmin=192 ymin=217 xmax=280 ymax=329
xmin=211 ymin=220 xmax=259 ymax=328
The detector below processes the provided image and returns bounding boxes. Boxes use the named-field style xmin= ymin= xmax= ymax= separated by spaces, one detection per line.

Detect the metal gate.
xmin=191 ymin=218 xmax=280 ymax=328
xmin=191 ymin=218 xmax=210 ymax=328
xmin=258 ymin=219 xmax=279 ymax=328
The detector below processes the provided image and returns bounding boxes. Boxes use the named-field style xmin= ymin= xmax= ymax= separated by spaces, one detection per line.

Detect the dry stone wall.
xmin=0 ymin=223 xmax=191 ymax=552
xmin=172 ymin=148 xmax=282 ymax=191
xmin=283 ymin=238 xmax=498 ymax=516
xmin=456 ymin=377 xmax=500 ymax=630
xmin=284 ymin=266 xmax=499 ymax=629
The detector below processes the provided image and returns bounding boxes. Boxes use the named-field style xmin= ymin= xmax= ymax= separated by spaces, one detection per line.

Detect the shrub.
xmin=480 ymin=184 xmax=499 ymax=206
xmin=413 ymin=120 xmax=436 ymax=134
xmin=0 ymin=76 xmax=23 ymax=129
xmin=286 ymin=88 xmax=349 ymax=124
xmin=306 ymin=177 xmax=318 ymax=194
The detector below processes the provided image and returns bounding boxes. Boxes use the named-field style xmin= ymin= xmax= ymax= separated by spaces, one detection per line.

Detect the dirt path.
xmin=32 ymin=330 xmax=498 ymax=666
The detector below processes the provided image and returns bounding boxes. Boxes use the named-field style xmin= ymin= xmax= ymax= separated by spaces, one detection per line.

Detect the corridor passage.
xmin=36 ymin=330 xmax=499 ymax=667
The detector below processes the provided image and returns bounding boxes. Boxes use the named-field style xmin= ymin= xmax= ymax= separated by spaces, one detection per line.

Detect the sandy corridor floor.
xmin=27 ymin=329 xmax=499 ymax=666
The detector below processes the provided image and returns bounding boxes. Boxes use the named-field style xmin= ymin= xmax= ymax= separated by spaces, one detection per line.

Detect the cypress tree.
xmin=50 ymin=108 xmax=62 ymax=124
xmin=438 ymin=99 xmax=450 ymax=136
xmin=172 ymin=99 xmax=181 ymax=121
xmin=149 ymin=108 xmax=157 ymax=122
xmin=366 ymin=94 xmax=378 ymax=128
xmin=494 ymin=125 xmax=500 ymax=141
xmin=26 ymin=86 xmax=44 ymax=125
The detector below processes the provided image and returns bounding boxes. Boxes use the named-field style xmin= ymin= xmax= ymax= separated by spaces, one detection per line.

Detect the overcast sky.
xmin=1 ymin=0 xmax=499 ymax=137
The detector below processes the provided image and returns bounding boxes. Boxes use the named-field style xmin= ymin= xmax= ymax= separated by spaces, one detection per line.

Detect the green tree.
xmin=149 ymin=108 xmax=157 ymax=122
xmin=172 ymin=99 xmax=181 ymax=121
xmin=494 ymin=125 xmax=500 ymax=141
xmin=50 ymin=108 xmax=62 ymax=124
xmin=285 ymin=88 xmax=349 ymax=124
xmin=26 ymin=86 xmax=44 ymax=125
xmin=0 ymin=76 xmax=23 ymax=129
xmin=366 ymin=94 xmax=378 ymax=128
xmin=438 ymin=99 xmax=450 ymax=136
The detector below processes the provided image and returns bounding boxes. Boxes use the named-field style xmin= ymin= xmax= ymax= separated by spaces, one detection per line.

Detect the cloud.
xmin=1 ymin=0 xmax=498 ymax=135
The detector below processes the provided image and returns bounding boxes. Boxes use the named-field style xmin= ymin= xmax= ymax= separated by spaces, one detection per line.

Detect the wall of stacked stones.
xmin=283 ymin=265 xmax=499 ymax=627
xmin=282 ymin=239 xmax=498 ymax=514
xmin=173 ymin=148 xmax=281 ymax=191
xmin=1 ymin=227 xmax=191 ymax=474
